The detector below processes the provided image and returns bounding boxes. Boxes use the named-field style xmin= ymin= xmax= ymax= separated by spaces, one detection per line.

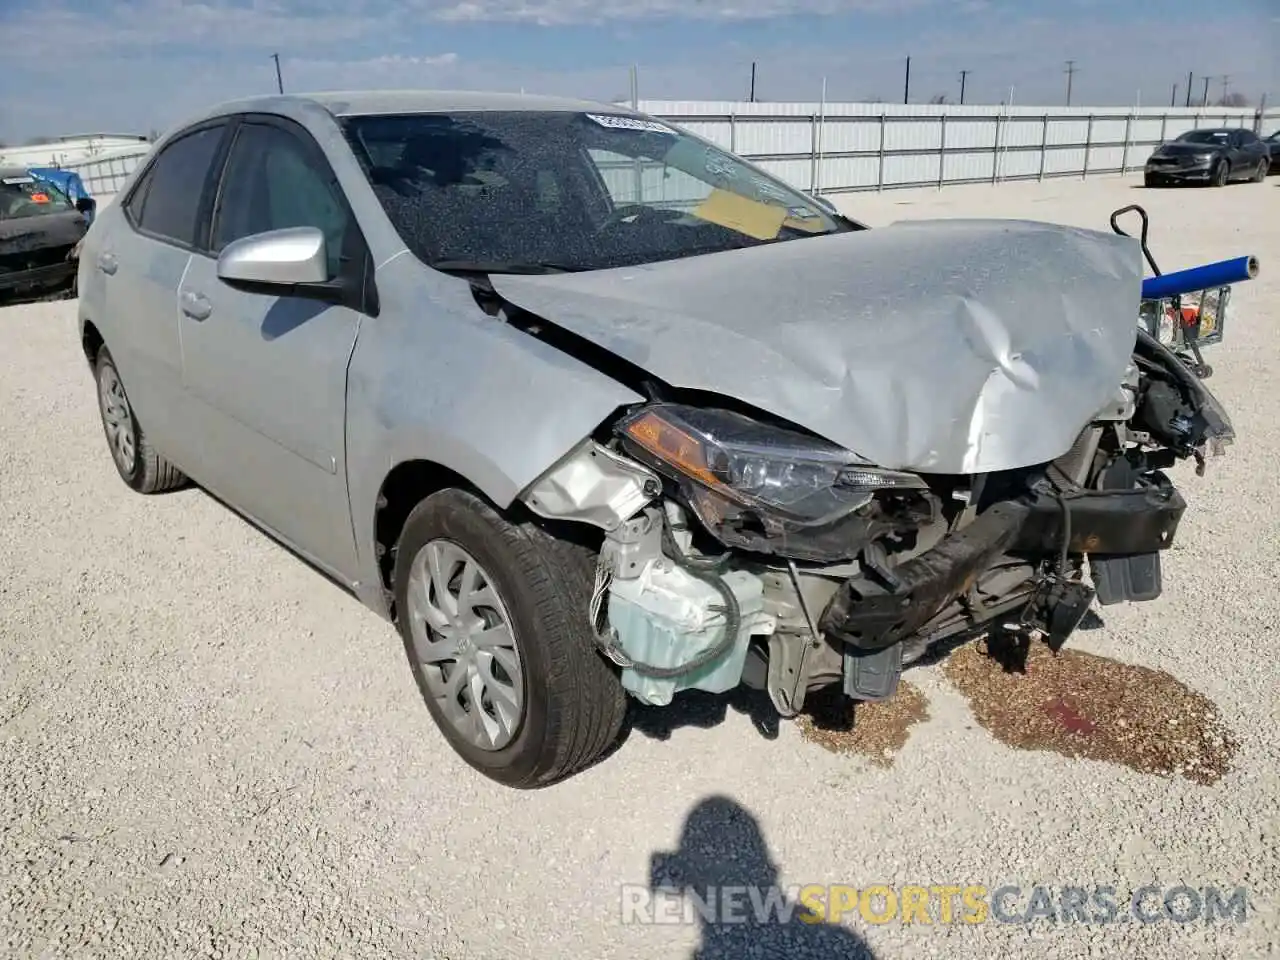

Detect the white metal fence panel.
xmin=640 ymin=101 xmax=1277 ymax=195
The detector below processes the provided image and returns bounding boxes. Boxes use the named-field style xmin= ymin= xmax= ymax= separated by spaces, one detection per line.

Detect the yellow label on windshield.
xmin=693 ymin=188 xmax=787 ymax=241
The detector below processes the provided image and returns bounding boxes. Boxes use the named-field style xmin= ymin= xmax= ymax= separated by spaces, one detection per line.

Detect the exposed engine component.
xmin=594 ymin=502 xmax=776 ymax=706
xmin=523 ymin=439 xmax=660 ymax=532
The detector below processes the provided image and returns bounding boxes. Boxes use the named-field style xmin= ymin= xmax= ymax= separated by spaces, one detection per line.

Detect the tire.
xmin=93 ymin=346 xmax=188 ymax=494
xmin=1252 ymin=159 xmax=1268 ymax=183
xmin=1210 ymin=160 xmax=1229 ymax=187
xmin=392 ymin=487 xmax=627 ymax=788
xmin=1144 ymin=173 xmax=1159 ymax=188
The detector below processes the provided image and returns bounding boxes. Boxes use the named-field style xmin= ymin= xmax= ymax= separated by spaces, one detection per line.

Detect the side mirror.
xmin=217 ymin=226 xmax=330 ymax=289
xmin=75 ymin=197 xmax=96 ymax=216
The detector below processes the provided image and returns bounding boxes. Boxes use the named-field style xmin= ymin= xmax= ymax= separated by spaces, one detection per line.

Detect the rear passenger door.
xmin=176 ymin=115 xmax=366 ymax=580
xmin=95 ymin=121 xmax=230 ymax=473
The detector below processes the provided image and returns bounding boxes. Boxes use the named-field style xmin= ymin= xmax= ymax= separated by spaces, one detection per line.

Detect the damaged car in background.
xmin=75 ymin=91 xmax=1236 ymax=788
xmin=1 ymin=165 xmax=95 ymax=303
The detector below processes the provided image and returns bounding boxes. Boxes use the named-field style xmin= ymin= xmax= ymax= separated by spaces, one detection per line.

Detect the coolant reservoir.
xmin=607 ymin=561 xmax=776 ymax=706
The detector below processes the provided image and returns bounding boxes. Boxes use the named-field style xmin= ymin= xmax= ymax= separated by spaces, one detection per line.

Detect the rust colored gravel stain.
xmin=944 ymin=640 xmax=1238 ymax=785
xmin=797 ymin=681 xmax=930 ymax=767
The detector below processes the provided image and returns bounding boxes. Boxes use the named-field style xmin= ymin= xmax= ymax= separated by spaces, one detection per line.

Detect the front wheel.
xmin=1210 ymin=161 xmax=1229 ymax=187
xmin=1252 ymin=159 xmax=1269 ymax=183
xmin=392 ymin=488 xmax=627 ymax=788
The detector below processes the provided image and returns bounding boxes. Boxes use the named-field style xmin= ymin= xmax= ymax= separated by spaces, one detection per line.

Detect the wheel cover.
xmin=98 ymin=364 xmax=137 ymax=475
xmin=407 ymin=539 xmax=525 ymax=751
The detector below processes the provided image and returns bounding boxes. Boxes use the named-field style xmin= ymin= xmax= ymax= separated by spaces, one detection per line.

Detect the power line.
xmin=1064 ymin=60 xmax=1078 ymax=106
xmin=959 ymin=69 xmax=971 ymax=105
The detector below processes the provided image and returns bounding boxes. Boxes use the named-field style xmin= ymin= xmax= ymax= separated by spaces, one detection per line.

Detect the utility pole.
xmin=1185 ymin=71 xmax=1193 ymax=107
xmin=749 ymin=62 xmax=757 ymax=103
xmin=271 ymin=53 xmax=284 ymax=94
xmin=1220 ymin=75 xmax=1231 ymax=103
xmin=1200 ymin=75 xmax=1214 ymax=106
xmin=1171 ymin=82 xmax=1178 ymax=107
xmin=1064 ymin=60 xmax=1077 ymax=106
xmin=959 ymin=69 xmax=970 ymax=105
xmin=903 ymin=56 xmax=911 ymax=104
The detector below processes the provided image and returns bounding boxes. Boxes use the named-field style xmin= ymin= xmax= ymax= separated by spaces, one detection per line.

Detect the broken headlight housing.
xmin=615 ymin=403 xmax=932 ymax=563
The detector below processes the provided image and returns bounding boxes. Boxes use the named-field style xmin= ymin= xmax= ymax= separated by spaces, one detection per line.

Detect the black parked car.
xmin=1144 ymin=128 xmax=1271 ymax=187
xmin=1265 ymin=130 xmax=1280 ymax=175
xmin=0 ymin=165 xmax=96 ymax=303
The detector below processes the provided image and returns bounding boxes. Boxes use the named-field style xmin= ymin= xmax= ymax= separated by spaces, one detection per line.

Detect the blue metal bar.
xmin=1141 ymin=256 xmax=1259 ymax=300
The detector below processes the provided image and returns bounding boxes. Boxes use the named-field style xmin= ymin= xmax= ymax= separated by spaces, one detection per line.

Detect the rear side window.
xmin=127 ymin=125 xmax=225 ymax=247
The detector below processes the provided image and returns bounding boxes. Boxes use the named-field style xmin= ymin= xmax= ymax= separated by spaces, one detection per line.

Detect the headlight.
xmin=614 ymin=403 xmax=932 ymax=562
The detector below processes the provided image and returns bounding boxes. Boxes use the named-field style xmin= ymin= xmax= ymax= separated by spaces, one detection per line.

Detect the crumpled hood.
xmin=491 ymin=218 xmax=1144 ymax=474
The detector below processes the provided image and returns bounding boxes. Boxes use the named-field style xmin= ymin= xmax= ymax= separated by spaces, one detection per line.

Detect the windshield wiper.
xmin=429 ymin=259 xmax=584 ymax=276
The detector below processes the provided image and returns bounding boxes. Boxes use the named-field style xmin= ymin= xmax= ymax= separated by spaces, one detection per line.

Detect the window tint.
xmin=212 ymin=122 xmax=349 ymax=278
xmin=132 ymin=126 xmax=224 ymax=246
xmin=1238 ymin=130 xmax=1258 ymax=144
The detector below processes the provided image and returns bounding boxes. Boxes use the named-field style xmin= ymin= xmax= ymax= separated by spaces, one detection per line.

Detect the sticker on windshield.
xmin=749 ymin=174 xmax=791 ymax=203
xmin=2 ymin=176 xmax=36 ymax=185
xmin=704 ymin=149 xmax=739 ymax=180
xmin=585 ymin=113 xmax=675 ymax=135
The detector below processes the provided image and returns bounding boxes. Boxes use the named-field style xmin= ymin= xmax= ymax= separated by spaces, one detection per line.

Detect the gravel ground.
xmin=2 ymin=173 xmax=1277 ymax=959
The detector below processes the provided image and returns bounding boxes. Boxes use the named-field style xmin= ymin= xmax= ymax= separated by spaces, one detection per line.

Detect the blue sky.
xmin=2 ymin=0 xmax=1275 ymax=141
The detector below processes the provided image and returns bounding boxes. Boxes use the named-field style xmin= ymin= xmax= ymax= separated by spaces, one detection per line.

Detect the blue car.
xmin=27 ymin=167 xmax=94 ymax=225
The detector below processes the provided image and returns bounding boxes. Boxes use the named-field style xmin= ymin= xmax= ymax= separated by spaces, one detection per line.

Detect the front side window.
xmin=342 ymin=110 xmax=848 ymax=273
xmin=211 ymin=121 xmax=349 ymax=278
xmin=0 ymin=173 xmax=73 ymax=220
xmin=130 ymin=125 xmax=225 ymax=247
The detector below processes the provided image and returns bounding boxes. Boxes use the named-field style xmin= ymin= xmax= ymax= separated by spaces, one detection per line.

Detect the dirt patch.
xmin=797 ymin=681 xmax=930 ymax=767
xmin=943 ymin=640 xmax=1238 ymax=785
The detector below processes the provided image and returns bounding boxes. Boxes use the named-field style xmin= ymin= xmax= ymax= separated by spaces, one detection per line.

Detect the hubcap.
xmin=98 ymin=364 xmax=137 ymax=475
xmin=407 ymin=540 xmax=524 ymax=751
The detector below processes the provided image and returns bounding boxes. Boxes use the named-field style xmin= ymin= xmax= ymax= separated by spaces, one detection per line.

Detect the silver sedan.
xmin=76 ymin=90 xmax=1233 ymax=787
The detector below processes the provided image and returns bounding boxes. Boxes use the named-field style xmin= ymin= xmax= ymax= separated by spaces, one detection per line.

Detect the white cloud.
xmin=423 ymin=0 xmax=928 ymax=24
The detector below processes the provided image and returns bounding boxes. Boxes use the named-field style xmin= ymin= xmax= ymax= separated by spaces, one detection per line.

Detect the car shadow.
xmin=261 ymin=297 xmax=329 ymax=341
xmin=624 ymin=686 xmax=783 ymax=743
xmin=646 ymin=795 xmax=878 ymax=959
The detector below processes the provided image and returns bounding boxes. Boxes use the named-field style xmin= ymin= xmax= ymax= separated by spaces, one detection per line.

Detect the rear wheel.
xmin=94 ymin=346 xmax=188 ymax=494
xmin=392 ymin=488 xmax=627 ymax=788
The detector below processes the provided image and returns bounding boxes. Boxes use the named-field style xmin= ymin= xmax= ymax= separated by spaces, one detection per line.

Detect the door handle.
xmin=180 ymin=291 xmax=212 ymax=321
xmin=97 ymin=252 xmax=117 ymax=275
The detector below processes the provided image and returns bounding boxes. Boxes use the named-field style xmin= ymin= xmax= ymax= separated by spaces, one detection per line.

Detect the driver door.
xmin=176 ymin=115 xmax=366 ymax=580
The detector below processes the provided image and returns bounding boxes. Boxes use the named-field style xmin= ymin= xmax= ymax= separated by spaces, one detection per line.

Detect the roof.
xmin=0 ymin=165 xmax=35 ymax=180
xmin=189 ymin=89 xmax=629 ymax=124
xmin=305 ymin=89 xmax=620 ymax=116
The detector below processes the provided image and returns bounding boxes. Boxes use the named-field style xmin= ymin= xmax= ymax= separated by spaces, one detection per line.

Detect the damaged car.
xmin=1 ymin=165 xmax=95 ymax=302
xmin=75 ymin=91 xmax=1235 ymax=787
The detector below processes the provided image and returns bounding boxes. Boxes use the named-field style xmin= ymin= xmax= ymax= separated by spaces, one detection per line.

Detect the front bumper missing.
xmin=819 ymin=481 xmax=1184 ymax=658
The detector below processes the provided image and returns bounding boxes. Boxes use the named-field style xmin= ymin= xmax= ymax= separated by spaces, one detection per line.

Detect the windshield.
xmin=1176 ymin=130 xmax=1232 ymax=145
xmin=0 ymin=173 xmax=74 ymax=220
xmin=343 ymin=110 xmax=847 ymax=273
